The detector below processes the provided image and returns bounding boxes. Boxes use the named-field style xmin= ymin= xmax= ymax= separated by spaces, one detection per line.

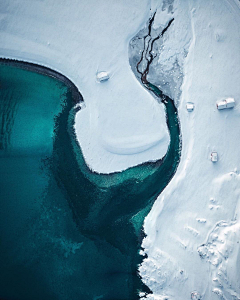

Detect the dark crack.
xmin=136 ymin=14 xmax=174 ymax=86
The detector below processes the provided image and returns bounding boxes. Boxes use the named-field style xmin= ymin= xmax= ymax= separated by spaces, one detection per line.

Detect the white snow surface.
xmin=1 ymin=0 xmax=240 ymax=299
xmin=141 ymin=0 xmax=240 ymax=299
xmin=0 ymin=0 xmax=169 ymax=173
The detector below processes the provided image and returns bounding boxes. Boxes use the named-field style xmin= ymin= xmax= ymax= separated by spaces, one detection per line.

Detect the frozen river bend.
xmin=0 ymin=56 xmax=180 ymax=299
xmin=0 ymin=0 xmax=170 ymax=173
xmin=137 ymin=0 xmax=240 ymax=300
xmin=1 ymin=0 xmax=240 ymax=299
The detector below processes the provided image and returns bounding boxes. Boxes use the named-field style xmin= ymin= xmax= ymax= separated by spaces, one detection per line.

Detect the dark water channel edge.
xmin=0 ymin=58 xmax=180 ymax=300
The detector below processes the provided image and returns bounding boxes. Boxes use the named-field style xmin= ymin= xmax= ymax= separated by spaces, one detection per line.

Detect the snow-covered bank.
xmin=2 ymin=0 xmax=240 ymax=298
xmin=141 ymin=0 xmax=240 ymax=299
xmin=0 ymin=0 xmax=169 ymax=173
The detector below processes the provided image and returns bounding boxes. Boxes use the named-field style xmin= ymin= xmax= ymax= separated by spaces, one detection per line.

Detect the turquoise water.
xmin=0 ymin=59 xmax=180 ymax=300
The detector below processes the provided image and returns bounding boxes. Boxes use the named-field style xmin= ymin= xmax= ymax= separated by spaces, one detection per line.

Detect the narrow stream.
xmin=0 ymin=53 xmax=180 ymax=299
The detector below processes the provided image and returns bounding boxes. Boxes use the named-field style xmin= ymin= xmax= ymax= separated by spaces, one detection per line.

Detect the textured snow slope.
xmin=141 ymin=0 xmax=240 ymax=299
xmin=1 ymin=0 xmax=240 ymax=298
xmin=0 ymin=0 xmax=169 ymax=173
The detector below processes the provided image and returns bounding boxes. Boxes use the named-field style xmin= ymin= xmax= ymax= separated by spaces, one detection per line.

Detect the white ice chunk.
xmin=216 ymin=98 xmax=235 ymax=110
xmin=96 ymin=71 xmax=109 ymax=82
xmin=226 ymin=97 xmax=235 ymax=108
xmin=186 ymin=102 xmax=194 ymax=112
xmin=211 ymin=151 xmax=218 ymax=162
xmin=216 ymin=100 xmax=227 ymax=110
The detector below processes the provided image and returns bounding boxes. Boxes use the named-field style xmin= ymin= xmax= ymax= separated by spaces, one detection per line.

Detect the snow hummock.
xmin=140 ymin=0 xmax=240 ymax=299
xmin=0 ymin=0 xmax=169 ymax=173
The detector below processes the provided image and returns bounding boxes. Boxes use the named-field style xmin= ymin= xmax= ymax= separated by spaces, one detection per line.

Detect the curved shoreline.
xmin=0 ymin=57 xmax=83 ymax=106
xmin=0 ymin=58 xmax=168 ymax=185
xmin=0 ymin=57 xmax=181 ymax=299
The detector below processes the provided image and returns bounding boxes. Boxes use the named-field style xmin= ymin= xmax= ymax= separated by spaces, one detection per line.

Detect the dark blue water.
xmin=0 ymin=59 xmax=180 ymax=300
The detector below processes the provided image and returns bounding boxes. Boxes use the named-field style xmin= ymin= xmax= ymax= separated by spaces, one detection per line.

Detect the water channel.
xmin=0 ymin=58 xmax=180 ymax=299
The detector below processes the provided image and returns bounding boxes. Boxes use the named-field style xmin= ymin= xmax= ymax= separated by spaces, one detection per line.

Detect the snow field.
xmin=0 ymin=0 xmax=170 ymax=173
xmin=1 ymin=0 xmax=240 ymax=298
xmin=141 ymin=0 xmax=240 ymax=299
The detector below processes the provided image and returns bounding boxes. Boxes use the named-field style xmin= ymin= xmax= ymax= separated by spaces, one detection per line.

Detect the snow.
xmin=140 ymin=0 xmax=240 ymax=299
xmin=1 ymin=0 xmax=240 ymax=298
xmin=0 ymin=0 xmax=169 ymax=174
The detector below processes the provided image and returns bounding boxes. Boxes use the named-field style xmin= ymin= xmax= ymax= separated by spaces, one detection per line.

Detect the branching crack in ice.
xmin=136 ymin=13 xmax=174 ymax=87
xmin=130 ymin=11 xmax=183 ymax=299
